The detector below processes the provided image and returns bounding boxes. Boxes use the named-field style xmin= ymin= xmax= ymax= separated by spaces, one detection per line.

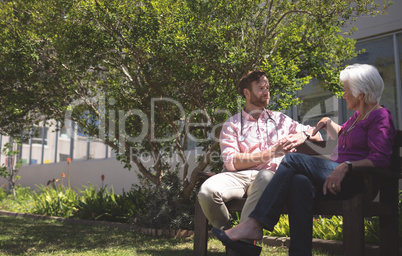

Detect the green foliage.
xmin=31 ymin=185 xmax=79 ymax=218
xmin=260 ymin=215 xmax=346 ymax=241
xmin=74 ymin=184 xmax=144 ymax=223
xmin=0 ymin=185 xmax=34 ymax=213
xmin=135 ymin=169 xmax=196 ymax=230
xmin=268 ymin=214 xmax=290 ymax=238
xmin=28 ymin=183 xmax=147 ymax=222
xmin=0 ymin=167 xmax=8 ymax=179
xmin=261 ymin=210 xmax=401 ymax=245
xmin=312 ymin=216 xmax=343 ymax=241
xmin=0 ymin=187 xmax=7 ymax=201
xmin=364 ymin=217 xmax=380 ymax=244
xmin=1 ymin=176 xmax=196 ymax=229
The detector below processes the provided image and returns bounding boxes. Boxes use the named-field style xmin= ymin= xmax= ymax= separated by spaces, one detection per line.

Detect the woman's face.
xmin=343 ymin=81 xmax=361 ymax=110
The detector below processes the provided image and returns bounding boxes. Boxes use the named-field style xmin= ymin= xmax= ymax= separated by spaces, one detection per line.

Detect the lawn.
xmin=0 ymin=215 xmax=337 ymax=255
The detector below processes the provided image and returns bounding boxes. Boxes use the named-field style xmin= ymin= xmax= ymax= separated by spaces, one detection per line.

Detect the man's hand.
xmin=268 ymin=140 xmax=295 ymax=160
xmin=281 ymin=132 xmax=306 ymax=152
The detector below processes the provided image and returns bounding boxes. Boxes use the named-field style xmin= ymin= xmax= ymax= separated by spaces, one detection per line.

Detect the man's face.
xmin=245 ymin=76 xmax=270 ymax=108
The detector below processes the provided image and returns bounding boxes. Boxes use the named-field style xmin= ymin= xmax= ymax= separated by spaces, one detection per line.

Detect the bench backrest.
xmin=390 ymin=130 xmax=402 ymax=175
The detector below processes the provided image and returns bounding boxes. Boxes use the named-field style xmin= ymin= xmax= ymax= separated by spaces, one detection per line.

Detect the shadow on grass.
xmin=0 ymin=216 xmax=225 ymax=255
xmin=0 ymin=215 xmax=340 ymax=256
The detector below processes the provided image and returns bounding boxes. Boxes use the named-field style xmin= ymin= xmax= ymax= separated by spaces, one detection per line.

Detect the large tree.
xmin=0 ymin=0 xmax=391 ymax=200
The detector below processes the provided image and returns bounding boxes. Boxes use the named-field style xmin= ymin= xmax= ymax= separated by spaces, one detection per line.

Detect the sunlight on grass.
xmin=0 ymin=215 xmax=336 ymax=255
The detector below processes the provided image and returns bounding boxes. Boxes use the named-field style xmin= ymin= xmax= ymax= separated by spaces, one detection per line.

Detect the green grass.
xmin=0 ymin=215 xmax=338 ymax=256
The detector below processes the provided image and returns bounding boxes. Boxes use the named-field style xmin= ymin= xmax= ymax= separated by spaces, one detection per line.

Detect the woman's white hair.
xmin=339 ymin=64 xmax=384 ymax=104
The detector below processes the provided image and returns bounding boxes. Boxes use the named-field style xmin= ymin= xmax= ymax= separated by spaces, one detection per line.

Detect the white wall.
xmin=0 ymin=158 xmax=138 ymax=194
xmin=0 ymin=149 xmax=204 ymax=195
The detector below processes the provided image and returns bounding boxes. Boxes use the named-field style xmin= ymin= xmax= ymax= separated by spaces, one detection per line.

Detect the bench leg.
xmin=379 ymin=214 xmax=399 ymax=256
xmin=379 ymin=181 xmax=399 ymax=256
xmin=343 ymin=196 xmax=364 ymax=256
xmin=194 ymin=198 xmax=208 ymax=256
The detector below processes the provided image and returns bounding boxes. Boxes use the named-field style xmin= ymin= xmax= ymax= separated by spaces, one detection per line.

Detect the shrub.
xmin=74 ymin=184 xmax=142 ymax=223
xmin=0 ymin=185 xmax=34 ymax=213
xmin=0 ymin=187 xmax=6 ymax=201
xmin=31 ymin=185 xmax=79 ymax=218
xmin=312 ymin=215 xmax=343 ymax=241
xmin=267 ymin=214 xmax=290 ymax=237
xmin=134 ymin=169 xmax=196 ymax=230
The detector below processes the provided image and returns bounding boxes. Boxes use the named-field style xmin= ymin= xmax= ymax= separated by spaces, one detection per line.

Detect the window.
xmin=22 ymin=126 xmax=48 ymax=145
xmin=59 ymin=126 xmax=71 ymax=139
xmin=59 ymin=154 xmax=70 ymax=162
xmin=297 ymin=79 xmax=337 ymax=140
xmin=350 ymin=36 xmax=399 ymax=127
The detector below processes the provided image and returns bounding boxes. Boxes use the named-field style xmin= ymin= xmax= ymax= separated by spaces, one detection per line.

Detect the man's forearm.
xmin=232 ymin=145 xmax=283 ymax=170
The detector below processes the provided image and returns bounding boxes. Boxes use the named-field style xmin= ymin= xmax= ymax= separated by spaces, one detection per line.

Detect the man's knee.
xmin=198 ymin=183 xmax=222 ymax=205
xmin=198 ymin=184 xmax=211 ymax=203
xmin=254 ymin=169 xmax=274 ymax=185
xmin=246 ymin=171 xmax=273 ymax=197
xmin=246 ymin=170 xmax=274 ymax=198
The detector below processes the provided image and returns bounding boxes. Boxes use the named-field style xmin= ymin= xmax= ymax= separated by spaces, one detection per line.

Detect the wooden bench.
xmin=193 ymin=130 xmax=402 ymax=256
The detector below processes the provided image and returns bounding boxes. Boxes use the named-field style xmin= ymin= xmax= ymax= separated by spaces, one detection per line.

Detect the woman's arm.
xmin=323 ymin=159 xmax=374 ymax=195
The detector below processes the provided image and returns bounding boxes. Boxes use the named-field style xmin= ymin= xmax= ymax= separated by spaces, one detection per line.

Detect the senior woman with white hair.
xmin=213 ymin=64 xmax=396 ymax=256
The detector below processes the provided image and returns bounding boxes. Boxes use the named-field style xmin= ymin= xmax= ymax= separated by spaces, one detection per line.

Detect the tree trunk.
xmin=182 ymin=141 xmax=220 ymax=202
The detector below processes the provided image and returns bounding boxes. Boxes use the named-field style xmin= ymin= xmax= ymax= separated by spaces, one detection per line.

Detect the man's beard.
xmin=250 ymin=91 xmax=269 ymax=108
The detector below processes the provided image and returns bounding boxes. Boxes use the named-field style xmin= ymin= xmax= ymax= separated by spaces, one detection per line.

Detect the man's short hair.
xmin=237 ymin=70 xmax=267 ymax=97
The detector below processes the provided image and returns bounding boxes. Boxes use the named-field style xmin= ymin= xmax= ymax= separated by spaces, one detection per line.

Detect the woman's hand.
xmin=323 ymin=163 xmax=348 ymax=195
xmin=312 ymin=117 xmax=331 ymax=136
xmin=313 ymin=117 xmax=341 ymax=140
